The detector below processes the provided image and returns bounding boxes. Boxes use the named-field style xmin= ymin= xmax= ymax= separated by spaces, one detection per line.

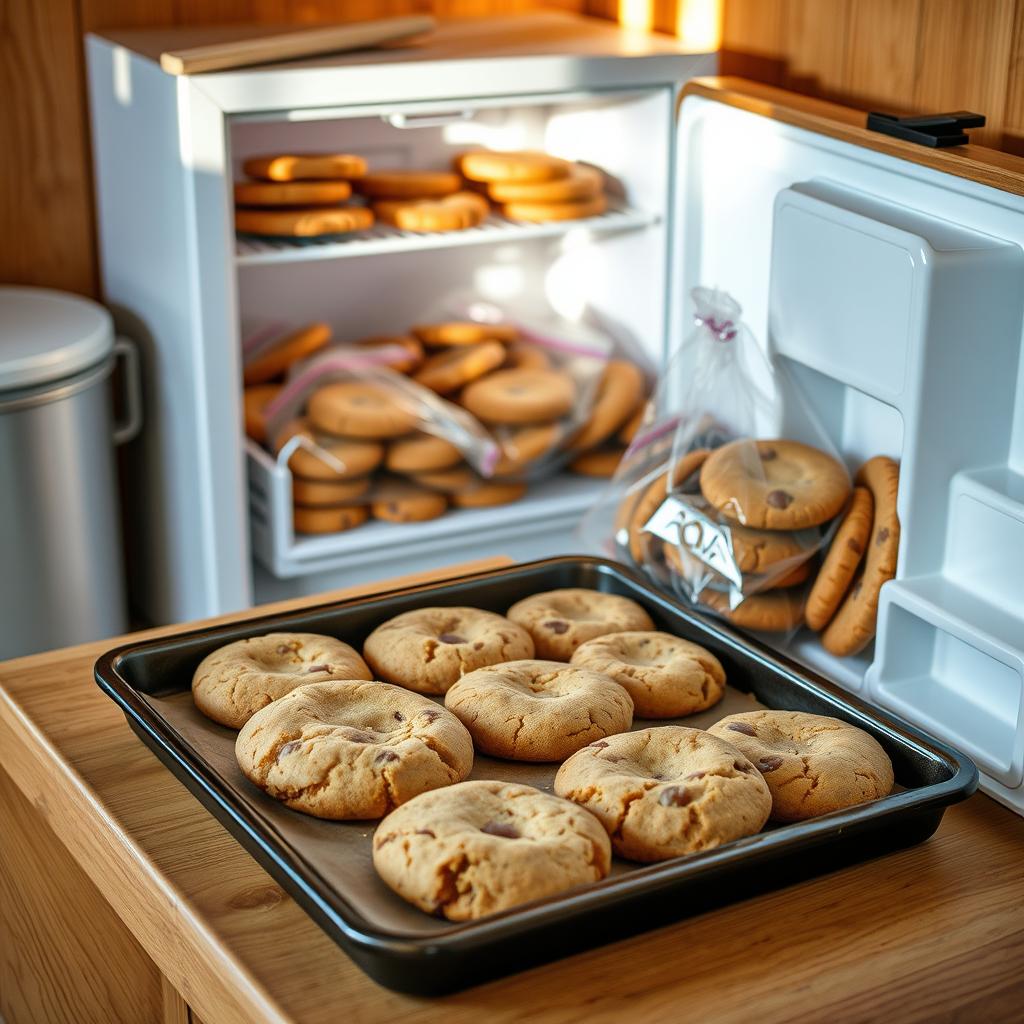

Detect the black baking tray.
xmin=94 ymin=557 xmax=977 ymax=995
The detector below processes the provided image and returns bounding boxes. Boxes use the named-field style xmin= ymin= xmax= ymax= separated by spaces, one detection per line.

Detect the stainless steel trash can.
xmin=0 ymin=287 xmax=141 ymax=658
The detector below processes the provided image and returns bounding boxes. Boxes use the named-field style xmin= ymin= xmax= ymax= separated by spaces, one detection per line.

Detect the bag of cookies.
xmin=261 ymin=346 xmax=501 ymax=481
xmin=413 ymin=291 xmax=654 ymax=482
xmin=584 ymin=287 xmax=852 ymax=636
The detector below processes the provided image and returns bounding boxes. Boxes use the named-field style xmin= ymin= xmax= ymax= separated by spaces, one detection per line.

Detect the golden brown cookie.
xmin=507 ymin=588 xmax=655 ymax=660
xmin=699 ymin=588 xmax=805 ymax=633
xmin=412 ymin=341 xmax=506 ymax=394
xmin=291 ymin=475 xmax=370 ymax=507
xmin=457 ymin=150 xmax=571 ymax=183
xmin=445 ymin=660 xmax=633 ymax=761
xmin=274 ymin=418 xmax=384 ymax=480
xmin=192 ymin=632 xmax=372 ymax=729
xmin=385 ymin=432 xmax=463 ymax=473
xmin=627 ymin=450 xmax=710 ymax=564
xmin=707 ymin=710 xmax=894 ymax=822
xmin=569 ymin=360 xmax=645 ymax=452
xmin=486 ymin=163 xmax=603 ymax=203
xmin=372 ymin=780 xmax=611 ymax=920
xmin=353 ymin=335 xmax=425 ymax=374
xmin=663 ymin=541 xmax=812 ymax=591
xmin=500 ymin=194 xmax=608 ymax=223
xmin=504 ymin=342 xmax=552 ymax=370
xmin=568 ymin=446 xmax=626 ymax=478
xmin=363 ymin=606 xmax=534 ymax=695
xmin=370 ymin=482 xmax=448 ymax=523
xmin=293 ymin=504 xmax=369 ymax=535
xmin=307 ymin=382 xmax=418 ymax=439
xmin=554 ymin=727 xmax=772 ymax=862
xmin=492 ymin=423 xmax=561 ymax=475
xmin=805 ymin=486 xmax=874 ymax=631
xmin=700 ymin=438 xmax=851 ymax=530
xmin=234 ymin=206 xmax=374 ymax=238
xmin=243 ymin=322 xmax=332 ymax=386
xmin=411 ymin=322 xmax=519 ymax=347
xmin=407 ymin=464 xmax=476 ymax=494
xmin=374 ymin=192 xmax=489 ymax=232
xmin=461 ymin=368 xmax=576 ymax=425
xmin=355 ymin=169 xmax=462 ymax=198
xmin=242 ymin=153 xmax=368 ymax=182
xmin=233 ymin=180 xmax=352 ymax=206
xmin=570 ymin=631 xmax=725 ymax=719
xmin=451 ymin=480 xmax=528 ymax=508
xmin=236 ymin=680 xmax=473 ymax=820
xmin=728 ymin=523 xmax=820 ymax=574
xmin=822 ymin=457 xmax=900 ymax=656
xmin=243 ymin=384 xmax=281 ymax=444
xmin=617 ymin=403 xmax=647 ymax=445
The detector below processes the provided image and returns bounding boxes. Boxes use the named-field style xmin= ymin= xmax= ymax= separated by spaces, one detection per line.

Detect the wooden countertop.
xmin=2 ymin=558 xmax=1023 ymax=1023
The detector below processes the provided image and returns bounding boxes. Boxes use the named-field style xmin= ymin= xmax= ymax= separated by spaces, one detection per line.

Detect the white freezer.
xmin=86 ymin=16 xmax=1024 ymax=813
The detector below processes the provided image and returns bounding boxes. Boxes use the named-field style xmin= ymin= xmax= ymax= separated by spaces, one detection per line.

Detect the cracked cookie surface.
xmin=445 ymin=660 xmax=633 ymax=761
xmin=372 ymin=780 xmax=611 ymax=920
xmin=192 ymin=632 xmax=372 ymax=729
xmin=363 ymin=606 xmax=534 ymax=695
xmin=554 ymin=726 xmax=771 ymax=862
xmin=552 ymin=724 xmax=770 ymax=860
xmin=570 ymin=631 xmax=726 ymax=719
xmin=707 ymin=710 xmax=894 ymax=822
xmin=506 ymin=588 xmax=655 ymax=660
xmin=235 ymin=680 xmax=473 ymax=820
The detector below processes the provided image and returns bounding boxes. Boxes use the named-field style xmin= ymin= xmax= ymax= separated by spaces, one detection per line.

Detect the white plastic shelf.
xmin=247 ymin=439 xmax=605 ymax=580
xmin=235 ymin=204 xmax=659 ymax=266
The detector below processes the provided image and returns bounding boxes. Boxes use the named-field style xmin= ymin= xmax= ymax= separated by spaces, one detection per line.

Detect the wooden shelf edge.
xmin=681 ymin=77 xmax=1024 ymax=200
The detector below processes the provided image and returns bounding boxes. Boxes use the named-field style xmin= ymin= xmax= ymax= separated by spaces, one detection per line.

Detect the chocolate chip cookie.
xmin=506 ymin=588 xmax=655 ymax=660
xmin=362 ymin=607 xmax=534 ymax=695
xmin=700 ymin=438 xmax=851 ymax=530
xmin=555 ymin=727 xmax=772 ymax=862
xmin=235 ymin=680 xmax=473 ymax=820
xmin=708 ymin=710 xmax=894 ymax=822
xmin=372 ymin=780 xmax=611 ymax=920
xmin=192 ymin=632 xmax=372 ymax=729
xmin=444 ymin=660 xmax=634 ymax=761
xmin=570 ymin=631 xmax=725 ymax=719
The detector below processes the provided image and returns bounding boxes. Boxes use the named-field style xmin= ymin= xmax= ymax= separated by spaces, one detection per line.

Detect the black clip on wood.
xmin=866 ymin=110 xmax=986 ymax=148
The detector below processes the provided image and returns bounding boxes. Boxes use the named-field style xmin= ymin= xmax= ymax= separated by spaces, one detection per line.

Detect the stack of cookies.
xmin=621 ymin=438 xmax=901 ymax=650
xmin=190 ymin=585 xmax=895 ymax=922
xmin=457 ymin=150 xmax=609 ymax=223
xmin=355 ymin=170 xmax=491 ymax=233
xmin=234 ymin=153 xmax=374 ymax=238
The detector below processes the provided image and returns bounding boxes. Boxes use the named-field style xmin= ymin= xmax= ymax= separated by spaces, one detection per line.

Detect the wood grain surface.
xmin=2 ymin=557 xmax=1024 ymax=1023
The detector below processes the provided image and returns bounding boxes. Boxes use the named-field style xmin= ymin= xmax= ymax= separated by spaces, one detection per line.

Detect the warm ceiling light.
xmin=675 ymin=0 xmax=723 ymax=51
xmin=619 ymin=0 xmax=654 ymax=32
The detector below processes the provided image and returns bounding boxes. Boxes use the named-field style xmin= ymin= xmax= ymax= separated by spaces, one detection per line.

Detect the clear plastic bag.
xmin=262 ymin=347 xmax=500 ymax=480
xmin=583 ymin=287 xmax=852 ymax=636
xmin=418 ymin=289 xmax=655 ymax=481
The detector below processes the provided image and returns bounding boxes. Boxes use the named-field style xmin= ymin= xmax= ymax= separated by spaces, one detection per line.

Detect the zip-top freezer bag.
xmin=583 ymin=287 xmax=852 ymax=635
xmin=414 ymin=289 xmax=655 ymax=482
xmin=262 ymin=345 xmax=500 ymax=486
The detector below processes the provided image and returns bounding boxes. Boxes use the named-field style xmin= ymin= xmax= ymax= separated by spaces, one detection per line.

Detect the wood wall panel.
xmin=3 ymin=0 xmax=1023 ymax=300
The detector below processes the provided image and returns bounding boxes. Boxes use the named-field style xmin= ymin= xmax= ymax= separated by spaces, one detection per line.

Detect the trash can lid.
xmin=0 ymin=286 xmax=115 ymax=392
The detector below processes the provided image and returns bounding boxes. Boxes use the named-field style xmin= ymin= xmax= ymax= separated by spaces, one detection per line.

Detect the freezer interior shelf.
xmin=235 ymin=204 xmax=659 ymax=265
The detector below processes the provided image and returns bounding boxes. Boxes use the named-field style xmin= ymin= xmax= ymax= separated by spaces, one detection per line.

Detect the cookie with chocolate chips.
xmin=506 ymin=588 xmax=654 ymax=660
xmin=192 ymin=631 xmax=372 ymax=729
xmin=372 ymin=780 xmax=611 ymax=920
xmin=554 ymin=726 xmax=771 ymax=861
xmin=235 ymin=680 xmax=473 ymax=820
xmin=700 ymin=438 xmax=851 ymax=530
xmin=707 ymin=710 xmax=894 ymax=821
xmin=362 ymin=606 xmax=534 ymax=695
